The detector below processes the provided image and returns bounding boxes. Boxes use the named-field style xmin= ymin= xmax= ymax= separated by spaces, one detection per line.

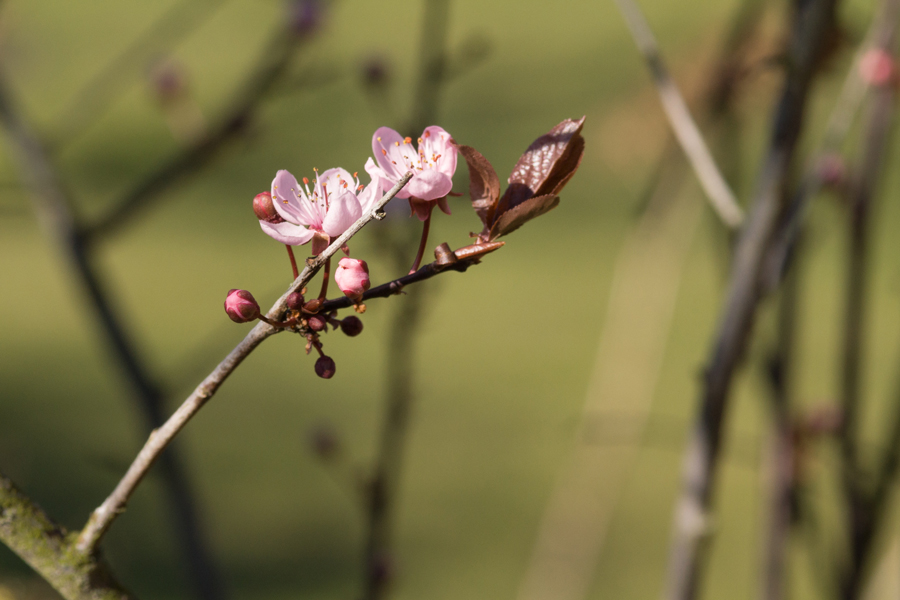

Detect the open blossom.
xmin=366 ymin=125 xmax=457 ymax=220
xmin=258 ymin=167 xmax=384 ymax=255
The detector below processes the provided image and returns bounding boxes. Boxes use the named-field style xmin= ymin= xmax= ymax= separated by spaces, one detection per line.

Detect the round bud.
xmin=308 ymin=423 xmax=340 ymax=460
xmin=361 ymin=55 xmax=390 ymax=88
xmin=308 ymin=314 xmax=327 ymax=332
xmin=340 ymin=316 xmax=364 ymax=337
xmin=860 ymin=48 xmax=897 ymax=87
xmin=253 ymin=191 xmax=283 ymax=223
xmin=286 ymin=292 xmax=305 ymax=311
xmin=289 ymin=0 xmax=321 ymax=36
xmin=315 ymin=355 xmax=336 ymax=379
xmin=224 ymin=289 xmax=260 ymax=323
xmin=334 ymin=257 xmax=371 ymax=302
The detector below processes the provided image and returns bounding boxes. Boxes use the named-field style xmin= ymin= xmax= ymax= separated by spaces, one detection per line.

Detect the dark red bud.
xmin=224 ymin=289 xmax=260 ymax=323
xmin=340 ymin=316 xmax=364 ymax=337
xmin=308 ymin=315 xmax=327 ymax=331
xmin=253 ymin=191 xmax=283 ymax=223
xmin=286 ymin=292 xmax=305 ymax=311
xmin=308 ymin=423 xmax=340 ymax=459
xmin=315 ymin=355 xmax=336 ymax=379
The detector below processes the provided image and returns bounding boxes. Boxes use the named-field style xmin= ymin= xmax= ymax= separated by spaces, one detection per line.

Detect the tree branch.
xmin=662 ymin=1 xmax=839 ymax=598
xmin=613 ymin=0 xmax=745 ymax=229
xmin=75 ymin=172 xmax=414 ymax=554
xmin=0 ymin=469 xmax=132 ymax=600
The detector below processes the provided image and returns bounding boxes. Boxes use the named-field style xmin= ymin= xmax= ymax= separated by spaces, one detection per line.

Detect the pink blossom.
xmin=259 ymin=167 xmax=384 ymax=255
xmin=367 ymin=126 xmax=457 ymax=220
xmin=334 ymin=257 xmax=370 ymax=301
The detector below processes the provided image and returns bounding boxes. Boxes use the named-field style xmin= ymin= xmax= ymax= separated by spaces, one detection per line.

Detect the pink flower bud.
xmin=334 ymin=258 xmax=370 ymax=302
xmin=340 ymin=315 xmax=364 ymax=337
xmin=860 ymin=48 xmax=897 ymax=87
xmin=253 ymin=191 xmax=283 ymax=223
xmin=224 ymin=289 xmax=260 ymax=323
xmin=315 ymin=355 xmax=336 ymax=379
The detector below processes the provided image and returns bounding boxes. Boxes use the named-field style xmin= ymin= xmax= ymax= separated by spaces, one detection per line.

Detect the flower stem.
xmin=318 ymin=256 xmax=331 ymax=300
xmin=285 ymin=245 xmax=299 ymax=279
xmin=258 ymin=315 xmax=296 ymax=329
xmin=409 ymin=213 xmax=431 ymax=274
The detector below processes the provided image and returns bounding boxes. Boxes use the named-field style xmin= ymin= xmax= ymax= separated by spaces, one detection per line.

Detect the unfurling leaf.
xmin=495 ymin=117 xmax=586 ymax=217
xmin=489 ymin=194 xmax=559 ymax=240
xmin=456 ymin=144 xmax=500 ymax=233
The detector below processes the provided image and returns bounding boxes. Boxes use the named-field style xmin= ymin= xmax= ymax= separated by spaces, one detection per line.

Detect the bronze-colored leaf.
xmin=456 ymin=144 xmax=500 ymax=232
xmin=489 ymin=194 xmax=560 ymax=240
xmin=495 ymin=117 xmax=586 ymax=216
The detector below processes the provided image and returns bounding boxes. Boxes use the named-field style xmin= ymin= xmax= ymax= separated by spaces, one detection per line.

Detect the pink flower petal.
xmin=322 ymin=190 xmax=362 ymax=237
xmin=271 ymin=170 xmax=316 ymax=225
xmin=420 ymin=126 xmax=457 ymax=179
xmin=366 ymin=156 xmax=409 ymax=199
xmin=372 ymin=127 xmax=415 ymax=181
xmin=259 ymin=219 xmax=316 ymax=246
xmin=407 ymin=169 xmax=452 ymax=201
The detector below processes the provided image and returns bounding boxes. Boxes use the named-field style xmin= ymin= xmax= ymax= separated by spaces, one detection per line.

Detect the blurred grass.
xmin=2 ymin=0 xmax=900 ymax=599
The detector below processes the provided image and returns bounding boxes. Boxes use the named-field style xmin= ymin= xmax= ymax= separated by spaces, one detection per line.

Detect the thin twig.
xmin=75 ymin=173 xmax=413 ymax=554
xmin=613 ymin=0 xmax=745 ymax=229
xmin=661 ymin=1 xmax=839 ymax=598
xmin=0 ymin=71 xmax=224 ymax=600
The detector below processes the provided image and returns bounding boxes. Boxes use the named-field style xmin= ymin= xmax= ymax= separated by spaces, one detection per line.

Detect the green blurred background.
xmin=1 ymin=0 xmax=899 ymax=599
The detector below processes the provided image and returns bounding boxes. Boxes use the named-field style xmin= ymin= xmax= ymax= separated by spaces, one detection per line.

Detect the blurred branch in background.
xmin=838 ymin=7 xmax=899 ymax=595
xmin=662 ymin=0 xmax=840 ymax=598
xmin=86 ymin=26 xmax=308 ymax=242
xmin=0 ymin=6 xmax=316 ymax=599
xmin=0 ymin=69 xmax=224 ymax=600
xmin=613 ymin=0 xmax=745 ymax=229
xmin=49 ymin=0 xmax=229 ymax=149
xmin=516 ymin=2 xmax=769 ymax=598
xmin=361 ymin=1 xmax=452 ymax=598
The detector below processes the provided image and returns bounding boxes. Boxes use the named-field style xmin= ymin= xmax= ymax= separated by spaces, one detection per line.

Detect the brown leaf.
xmin=456 ymin=144 xmax=500 ymax=233
xmin=496 ymin=117 xmax=586 ymax=216
xmin=489 ymin=194 xmax=560 ymax=240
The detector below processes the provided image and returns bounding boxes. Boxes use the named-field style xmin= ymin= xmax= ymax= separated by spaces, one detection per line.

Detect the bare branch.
xmin=613 ymin=0 xmax=745 ymax=229
xmin=662 ymin=0 xmax=839 ymax=597
xmin=0 ymin=469 xmax=132 ymax=600
xmin=75 ymin=173 xmax=414 ymax=554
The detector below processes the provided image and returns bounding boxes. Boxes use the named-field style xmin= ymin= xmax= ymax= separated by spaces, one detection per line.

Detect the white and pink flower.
xmin=366 ymin=125 xmax=457 ymax=221
xmin=259 ymin=167 xmax=384 ymax=255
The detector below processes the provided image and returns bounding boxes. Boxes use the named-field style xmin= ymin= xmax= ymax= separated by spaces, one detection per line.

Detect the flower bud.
xmin=860 ymin=48 xmax=897 ymax=87
xmin=315 ymin=355 xmax=336 ymax=379
xmin=286 ymin=292 xmax=305 ymax=311
xmin=253 ymin=191 xmax=283 ymax=223
xmin=334 ymin=258 xmax=370 ymax=302
xmin=288 ymin=0 xmax=322 ymax=36
xmin=308 ymin=423 xmax=340 ymax=459
xmin=224 ymin=289 xmax=260 ymax=323
xmin=308 ymin=314 xmax=327 ymax=331
xmin=340 ymin=315 xmax=364 ymax=337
